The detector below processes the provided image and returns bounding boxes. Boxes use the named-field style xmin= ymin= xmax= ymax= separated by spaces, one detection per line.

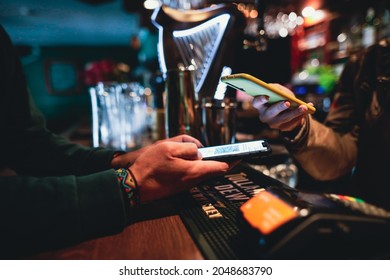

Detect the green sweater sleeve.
xmin=0 ymin=169 xmax=127 ymax=258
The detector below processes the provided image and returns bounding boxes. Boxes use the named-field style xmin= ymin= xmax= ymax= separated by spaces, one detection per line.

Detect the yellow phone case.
xmin=221 ymin=73 xmax=316 ymax=114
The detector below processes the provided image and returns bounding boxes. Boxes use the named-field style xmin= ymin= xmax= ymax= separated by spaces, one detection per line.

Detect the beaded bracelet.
xmin=115 ymin=168 xmax=140 ymax=207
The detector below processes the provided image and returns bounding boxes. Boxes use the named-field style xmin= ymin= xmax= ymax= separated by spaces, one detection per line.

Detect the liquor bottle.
xmin=349 ymin=15 xmax=362 ymax=53
xmin=362 ymin=7 xmax=377 ymax=47
xmin=378 ymin=9 xmax=390 ymax=40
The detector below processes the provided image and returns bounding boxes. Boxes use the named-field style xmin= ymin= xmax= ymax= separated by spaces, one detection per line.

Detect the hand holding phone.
xmin=198 ymin=140 xmax=271 ymax=162
xmin=221 ymin=73 xmax=316 ymax=114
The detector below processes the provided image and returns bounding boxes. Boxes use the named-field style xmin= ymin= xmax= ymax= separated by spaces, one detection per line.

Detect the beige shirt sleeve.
xmin=286 ymin=115 xmax=358 ymax=181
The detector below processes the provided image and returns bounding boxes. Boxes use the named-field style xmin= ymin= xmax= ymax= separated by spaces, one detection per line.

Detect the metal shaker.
xmin=201 ymin=97 xmax=237 ymax=146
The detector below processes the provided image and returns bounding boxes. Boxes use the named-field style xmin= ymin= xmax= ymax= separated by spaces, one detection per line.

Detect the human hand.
xmin=252 ymin=83 xmax=311 ymax=132
xmin=129 ymin=140 xmax=232 ymax=203
xmin=163 ymin=134 xmax=204 ymax=147
xmin=111 ymin=134 xmax=203 ymax=168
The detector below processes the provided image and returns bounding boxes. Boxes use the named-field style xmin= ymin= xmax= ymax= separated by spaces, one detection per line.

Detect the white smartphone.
xmin=221 ymin=73 xmax=316 ymax=114
xmin=198 ymin=140 xmax=271 ymax=161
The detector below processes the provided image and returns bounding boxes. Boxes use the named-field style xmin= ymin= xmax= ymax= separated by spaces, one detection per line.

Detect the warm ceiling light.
xmin=144 ymin=0 xmax=161 ymax=10
xmin=301 ymin=6 xmax=315 ymax=18
xmin=288 ymin=12 xmax=297 ymax=21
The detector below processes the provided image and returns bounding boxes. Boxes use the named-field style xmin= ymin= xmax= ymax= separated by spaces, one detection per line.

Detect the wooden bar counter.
xmin=31 ymin=199 xmax=203 ymax=260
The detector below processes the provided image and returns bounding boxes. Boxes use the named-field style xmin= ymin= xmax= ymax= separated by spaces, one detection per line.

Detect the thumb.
xmin=170 ymin=142 xmax=200 ymax=160
xmin=253 ymin=95 xmax=269 ymax=109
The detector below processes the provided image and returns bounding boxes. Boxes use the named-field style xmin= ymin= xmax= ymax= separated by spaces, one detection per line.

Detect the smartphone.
xmin=221 ymin=73 xmax=316 ymax=114
xmin=198 ymin=140 xmax=271 ymax=161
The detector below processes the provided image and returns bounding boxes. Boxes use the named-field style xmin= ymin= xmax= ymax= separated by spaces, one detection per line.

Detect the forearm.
xmin=5 ymin=117 xmax=117 ymax=176
xmin=287 ymin=115 xmax=358 ymax=180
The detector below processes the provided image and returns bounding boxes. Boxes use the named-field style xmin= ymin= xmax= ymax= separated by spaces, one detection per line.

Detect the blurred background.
xmin=1 ymin=0 xmax=389 ymax=190
xmin=2 ymin=0 xmax=389 ymax=130
xmin=1 ymin=0 xmax=160 ymax=132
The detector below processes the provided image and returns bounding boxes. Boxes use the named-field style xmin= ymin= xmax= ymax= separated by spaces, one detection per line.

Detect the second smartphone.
xmin=221 ymin=73 xmax=316 ymax=114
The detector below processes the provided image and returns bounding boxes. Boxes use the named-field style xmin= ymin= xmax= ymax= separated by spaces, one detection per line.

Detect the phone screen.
xmin=199 ymin=140 xmax=271 ymax=161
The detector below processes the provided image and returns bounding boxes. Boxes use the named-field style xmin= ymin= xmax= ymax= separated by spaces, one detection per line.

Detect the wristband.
xmin=115 ymin=168 xmax=140 ymax=207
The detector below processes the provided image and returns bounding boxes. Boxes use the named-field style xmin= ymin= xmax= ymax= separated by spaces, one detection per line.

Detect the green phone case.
xmin=221 ymin=73 xmax=316 ymax=114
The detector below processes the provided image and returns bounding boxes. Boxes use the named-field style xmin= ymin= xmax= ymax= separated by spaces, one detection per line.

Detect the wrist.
xmin=115 ymin=167 xmax=140 ymax=207
xmin=281 ymin=125 xmax=303 ymax=140
xmin=281 ymin=116 xmax=307 ymax=141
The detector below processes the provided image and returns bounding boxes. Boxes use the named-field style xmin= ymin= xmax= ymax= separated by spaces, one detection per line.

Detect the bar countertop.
xmin=31 ymin=199 xmax=203 ymax=260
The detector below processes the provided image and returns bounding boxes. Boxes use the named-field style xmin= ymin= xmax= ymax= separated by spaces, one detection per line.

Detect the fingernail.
xmin=262 ymin=95 xmax=270 ymax=102
xmin=255 ymin=95 xmax=269 ymax=103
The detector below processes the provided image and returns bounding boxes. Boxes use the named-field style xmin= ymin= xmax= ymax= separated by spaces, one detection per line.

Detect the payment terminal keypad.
xmin=325 ymin=194 xmax=390 ymax=218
